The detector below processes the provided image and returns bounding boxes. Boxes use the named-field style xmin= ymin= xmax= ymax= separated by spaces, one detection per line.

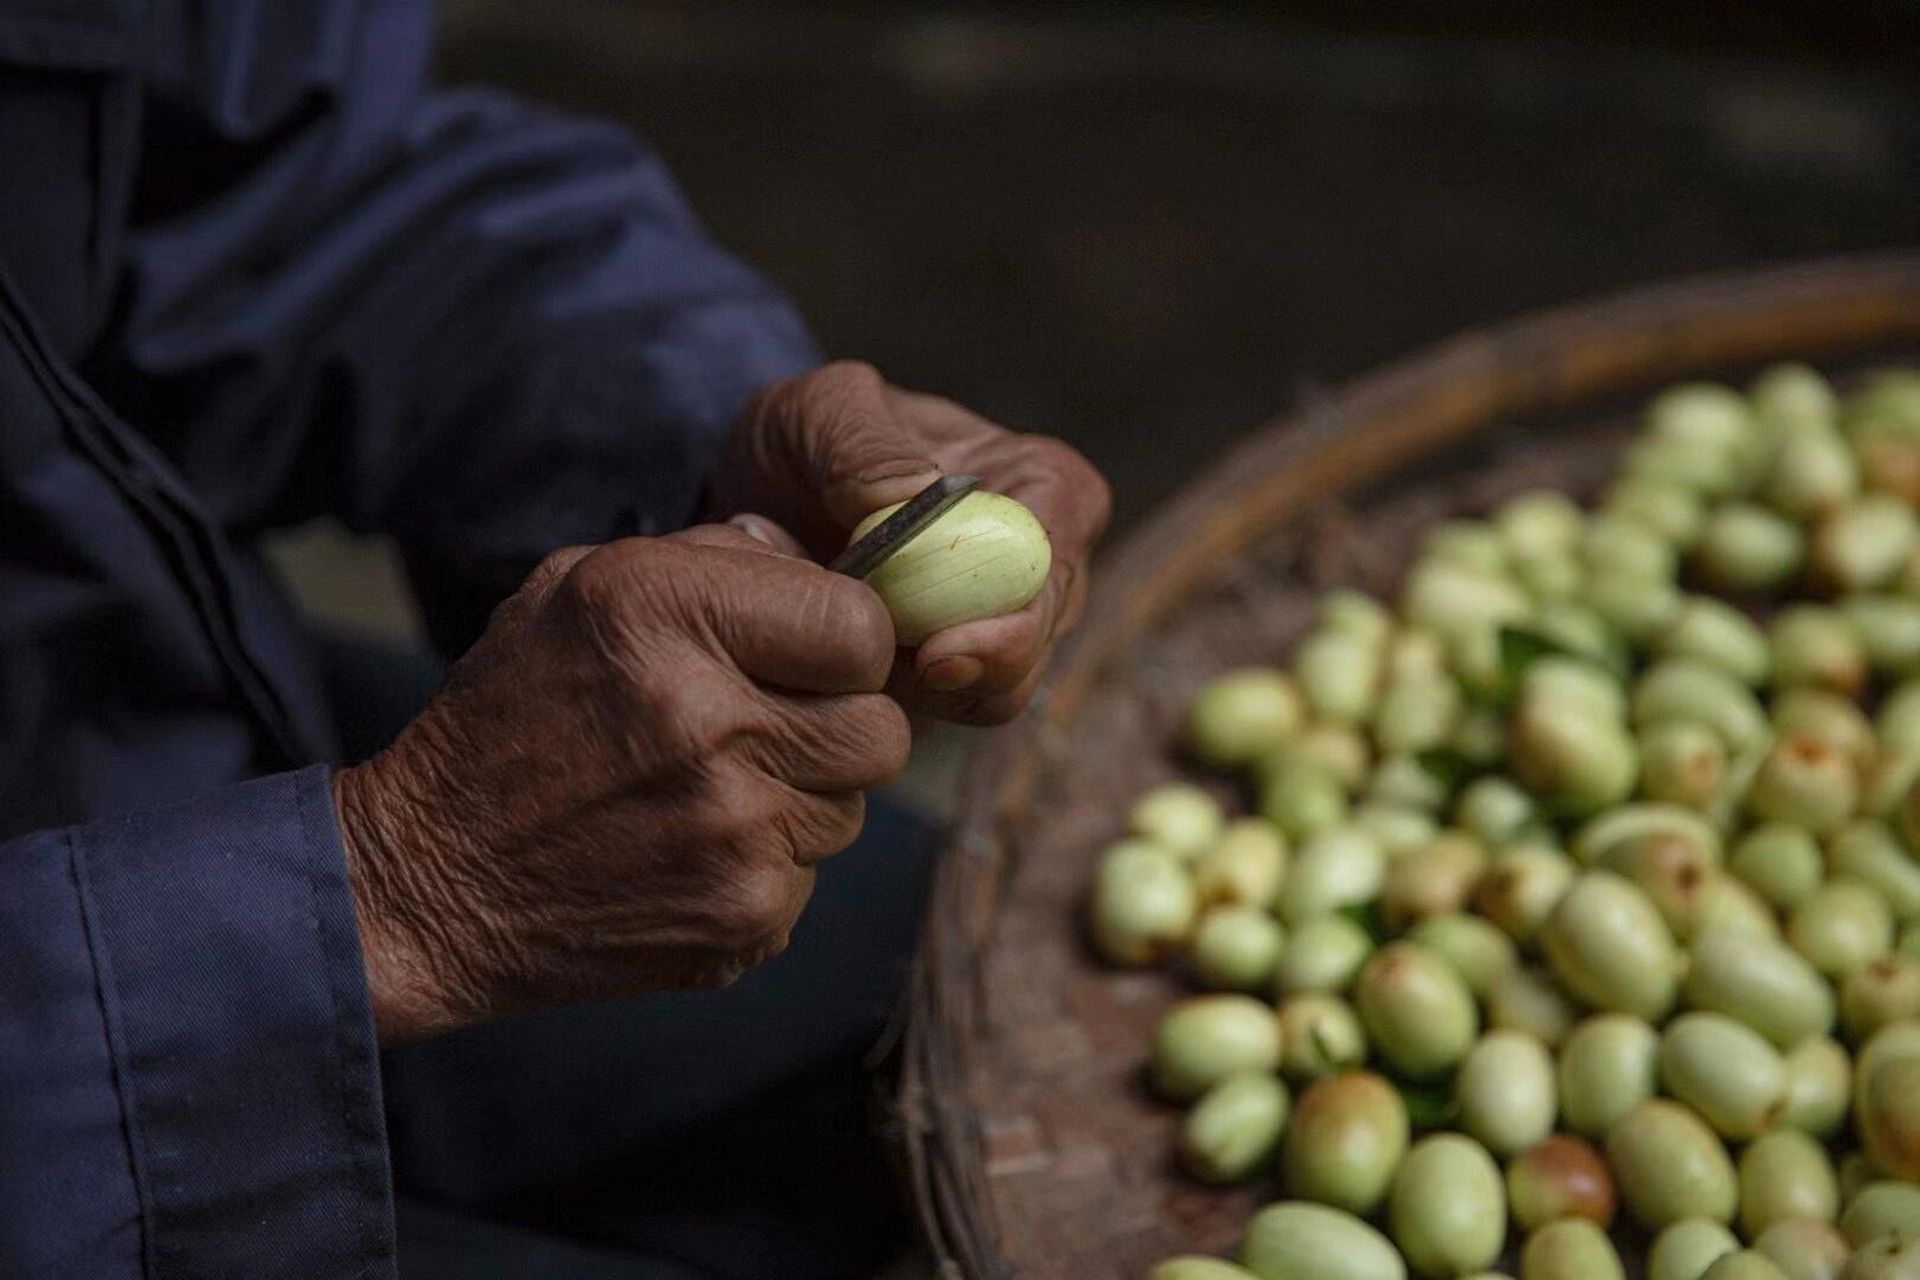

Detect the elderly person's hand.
xmin=333 ymin=524 xmax=907 ymax=1042
xmin=709 ymin=362 xmax=1112 ymax=725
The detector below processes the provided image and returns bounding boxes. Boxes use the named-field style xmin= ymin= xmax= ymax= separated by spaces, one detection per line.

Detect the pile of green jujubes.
xmin=1084 ymin=366 xmax=1920 ymax=1280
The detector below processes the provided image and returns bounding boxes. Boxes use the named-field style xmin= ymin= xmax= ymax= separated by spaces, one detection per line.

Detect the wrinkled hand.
xmin=332 ymin=524 xmax=908 ymax=1043
xmin=710 ymin=362 xmax=1111 ymax=725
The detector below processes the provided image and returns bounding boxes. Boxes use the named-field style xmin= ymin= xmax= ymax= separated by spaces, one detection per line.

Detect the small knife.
xmin=829 ymin=474 xmax=981 ymax=579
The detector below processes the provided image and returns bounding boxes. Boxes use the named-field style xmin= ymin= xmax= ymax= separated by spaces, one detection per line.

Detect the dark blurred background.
xmin=275 ymin=0 xmax=1920 ymax=801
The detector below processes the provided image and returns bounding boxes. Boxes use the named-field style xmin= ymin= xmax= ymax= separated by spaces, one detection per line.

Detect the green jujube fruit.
xmin=1277 ymin=994 xmax=1369 ymax=1082
xmin=1557 ymin=1014 xmax=1660 ymax=1138
xmin=1541 ymin=871 xmax=1680 ymax=1021
xmin=1693 ymin=873 xmax=1787 ymax=943
xmin=1488 ymin=966 xmax=1578 ymax=1048
xmin=1841 ymin=1236 xmax=1920 ymax=1280
xmin=1841 ymin=595 xmax=1920 ymax=674
xmin=1738 ymin=1129 xmax=1841 ymax=1237
xmin=1283 ymin=723 xmax=1376 ymax=793
xmin=1354 ymin=943 xmax=1479 ymax=1078
xmin=1658 ymin=1012 xmax=1788 ymax=1140
xmin=1371 ymin=754 xmax=1452 ymax=812
xmin=1598 ymin=831 xmax=1717 ymax=937
xmin=1695 ymin=505 xmax=1805 ymax=590
xmin=1154 ymin=1258 xmax=1267 ymax=1280
xmin=1867 ymin=751 xmax=1920 ymax=822
xmin=1590 ymin=569 xmax=1684 ymax=642
xmin=1381 ymin=833 xmax=1488 ymax=929
xmin=1475 ymin=848 xmax=1575 ymax=944
xmin=1506 ymin=1134 xmax=1618 ymax=1231
xmin=1279 ymin=827 xmax=1388 ymax=924
xmin=1193 ymin=818 xmax=1290 ymax=909
xmin=1639 ymin=721 xmax=1731 ymax=809
xmin=1842 ymin=955 xmax=1920 ymax=1043
xmin=1153 ymin=995 xmax=1283 ymax=1101
xmin=1510 ymin=697 xmax=1639 ymax=817
xmin=1857 ymin=1054 xmax=1920 ymax=1183
xmin=1829 ymin=823 xmax=1920 ymax=923
xmin=1241 ymin=1202 xmax=1408 ymax=1280
xmin=1089 ymin=839 xmax=1198 ymax=966
xmin=1790 ymin=880 xmax=1895 ymax=980
xmin=1408 ymin=914 xmax=1517 ymax=1000
xmin=1700 ymin=1251 xmax=1793 ymax=1280
xmin=1604 ymin=475 xmax=1706 ymax=547
xmin=1771 ymin=606 xmax=1869 ymax=697
xmin=1659 ymin=598 xmax=1772 ymax=685
xmin=1732 ymin=823 xmax=1827 ymax=909
xmin=1683 ymin=932 xmax=1836 ymax=1048
xmin=1750 ymin=361 xmax=1837 ymax=430
xmin=1181 ymin=1072 xmax=1291 ymax=1184
xmin=1294 ymin=628 xmax=1385 ymax=726
xmin=1261 ymin=762 xmax=1351 ymax=840
xmin=1747 ymin=735 xmax=1860 ymax=837
xmin=1852 ymin=1021 xmax=1920 ymax=1137
xmin=1283 ymin=1072 xmax=1410 ymax=1215
xmin=1881 ymin=681 xmax=1920 ymax=754
xmin=1781 ymin=1037 xmax=1853 ymax=1137
xmin=1319 ymin=589 xmax=1395 ymax=642
xmin=1188 ymin=668 xmax=1306 ymax=766
xmin=1764 ymin=427 xmax=1858 ymax=519
xmin=1607 ymin=1099 xmax=1740 ymax=1229
xmin=1572 ymin=802 xmax=1723 ymax=867
xmin=1755 ymin=1219 xmax=1852 ymax=1280
xmin=1634 ymin=660 xmax=1771 ymax=752
xmin=1275 ymin=915 xmax=1375 ymax=995
xmin=1649 ymin=1220 xmax=1741 ymax=1280
xmin=1521 ymin=1219 xmax=1625 ymax=1280
xmin=1811 ymin=496 xmax=1918 ymax=592
xmin=1842 ymin=1184 xmax=1920 ymax=1248
xmin=1132 ymin=782 xmax=1229 ymax=859
xmin=1456 ymin=1030 xmax=1556 ymax=1156
xmin=1771 ymin=687 xmax=1876 ymax=773
xmin=1456 ymin=776 xmax=1539 ymax=846
xmin=1388 ymin=1134 xmax=1506 ymax=1279
xmin=1189 ymin=907 xmax=1287 ymax=991
xmin=1497 ymin=490 xmax=1585 ymax=557
xmin=1355 ymin=803 xmax=1442 ymax=858
xmin=1374 ymin=672 xmax=1464 ymax=756
xmin=1401 ymin=559 xmax=1532 ymax=642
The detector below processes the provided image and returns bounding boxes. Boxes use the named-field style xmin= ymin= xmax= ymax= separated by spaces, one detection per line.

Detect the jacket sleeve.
xmin=88 ymin=0 xmax=819 ymax=647
xmin=0 ymin=766 xmax=394 ymax=1279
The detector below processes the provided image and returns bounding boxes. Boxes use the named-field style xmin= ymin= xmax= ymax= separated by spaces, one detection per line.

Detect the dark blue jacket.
xmin=0 ymin=2 xmax=817 ymax=1274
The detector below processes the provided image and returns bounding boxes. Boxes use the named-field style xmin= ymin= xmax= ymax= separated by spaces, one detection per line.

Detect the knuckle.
xmin=807 ymin=359 xmax=885 ymax=403
xmin=526 ymin=544 xmax=594 ymax=597
xmin=836 ymin=697 xmax=911 ymax=782
xmin=728 ymin=866 xmax=795 ymax=940
xmin=798 ymin=575 xmax=896 ymax=688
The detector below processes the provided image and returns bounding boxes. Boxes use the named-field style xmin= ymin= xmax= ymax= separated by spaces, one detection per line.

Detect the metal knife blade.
xmin=829 ymin=474 xmax=981 ymax=579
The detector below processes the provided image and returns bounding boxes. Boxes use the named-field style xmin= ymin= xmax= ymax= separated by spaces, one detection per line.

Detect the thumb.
xmin=786 ymin=362 xmax=941 ymax=529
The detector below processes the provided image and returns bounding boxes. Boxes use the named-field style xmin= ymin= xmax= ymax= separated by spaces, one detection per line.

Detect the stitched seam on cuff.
xmin=297 ymin=775 xmax=395 ymax=1277
xmin=68 ymin=828 xmax=160 ymax=1277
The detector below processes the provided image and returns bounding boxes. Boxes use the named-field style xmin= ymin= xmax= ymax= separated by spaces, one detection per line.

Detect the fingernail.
xmin=728 ymin=514 xmax=775 ymax=545
xmin=924 ymin=655 xmax=984 ymax=692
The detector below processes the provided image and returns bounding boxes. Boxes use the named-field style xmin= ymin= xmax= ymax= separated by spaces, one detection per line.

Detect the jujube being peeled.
xmin=850 ymin=490 xmax=1050 ymax=644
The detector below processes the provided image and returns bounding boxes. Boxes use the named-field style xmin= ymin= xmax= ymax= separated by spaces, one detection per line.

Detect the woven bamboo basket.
xmin=897 ymin=252 xmax=1920 ymax=1279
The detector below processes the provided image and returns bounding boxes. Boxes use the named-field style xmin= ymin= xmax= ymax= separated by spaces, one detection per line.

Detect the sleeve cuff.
xmin=74 ymin=765 xmax=395 ymax=1277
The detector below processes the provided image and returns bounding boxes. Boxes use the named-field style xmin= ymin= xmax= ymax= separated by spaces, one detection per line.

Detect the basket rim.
xmin=899 ymin=247 xmax=1920 ymax=1279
